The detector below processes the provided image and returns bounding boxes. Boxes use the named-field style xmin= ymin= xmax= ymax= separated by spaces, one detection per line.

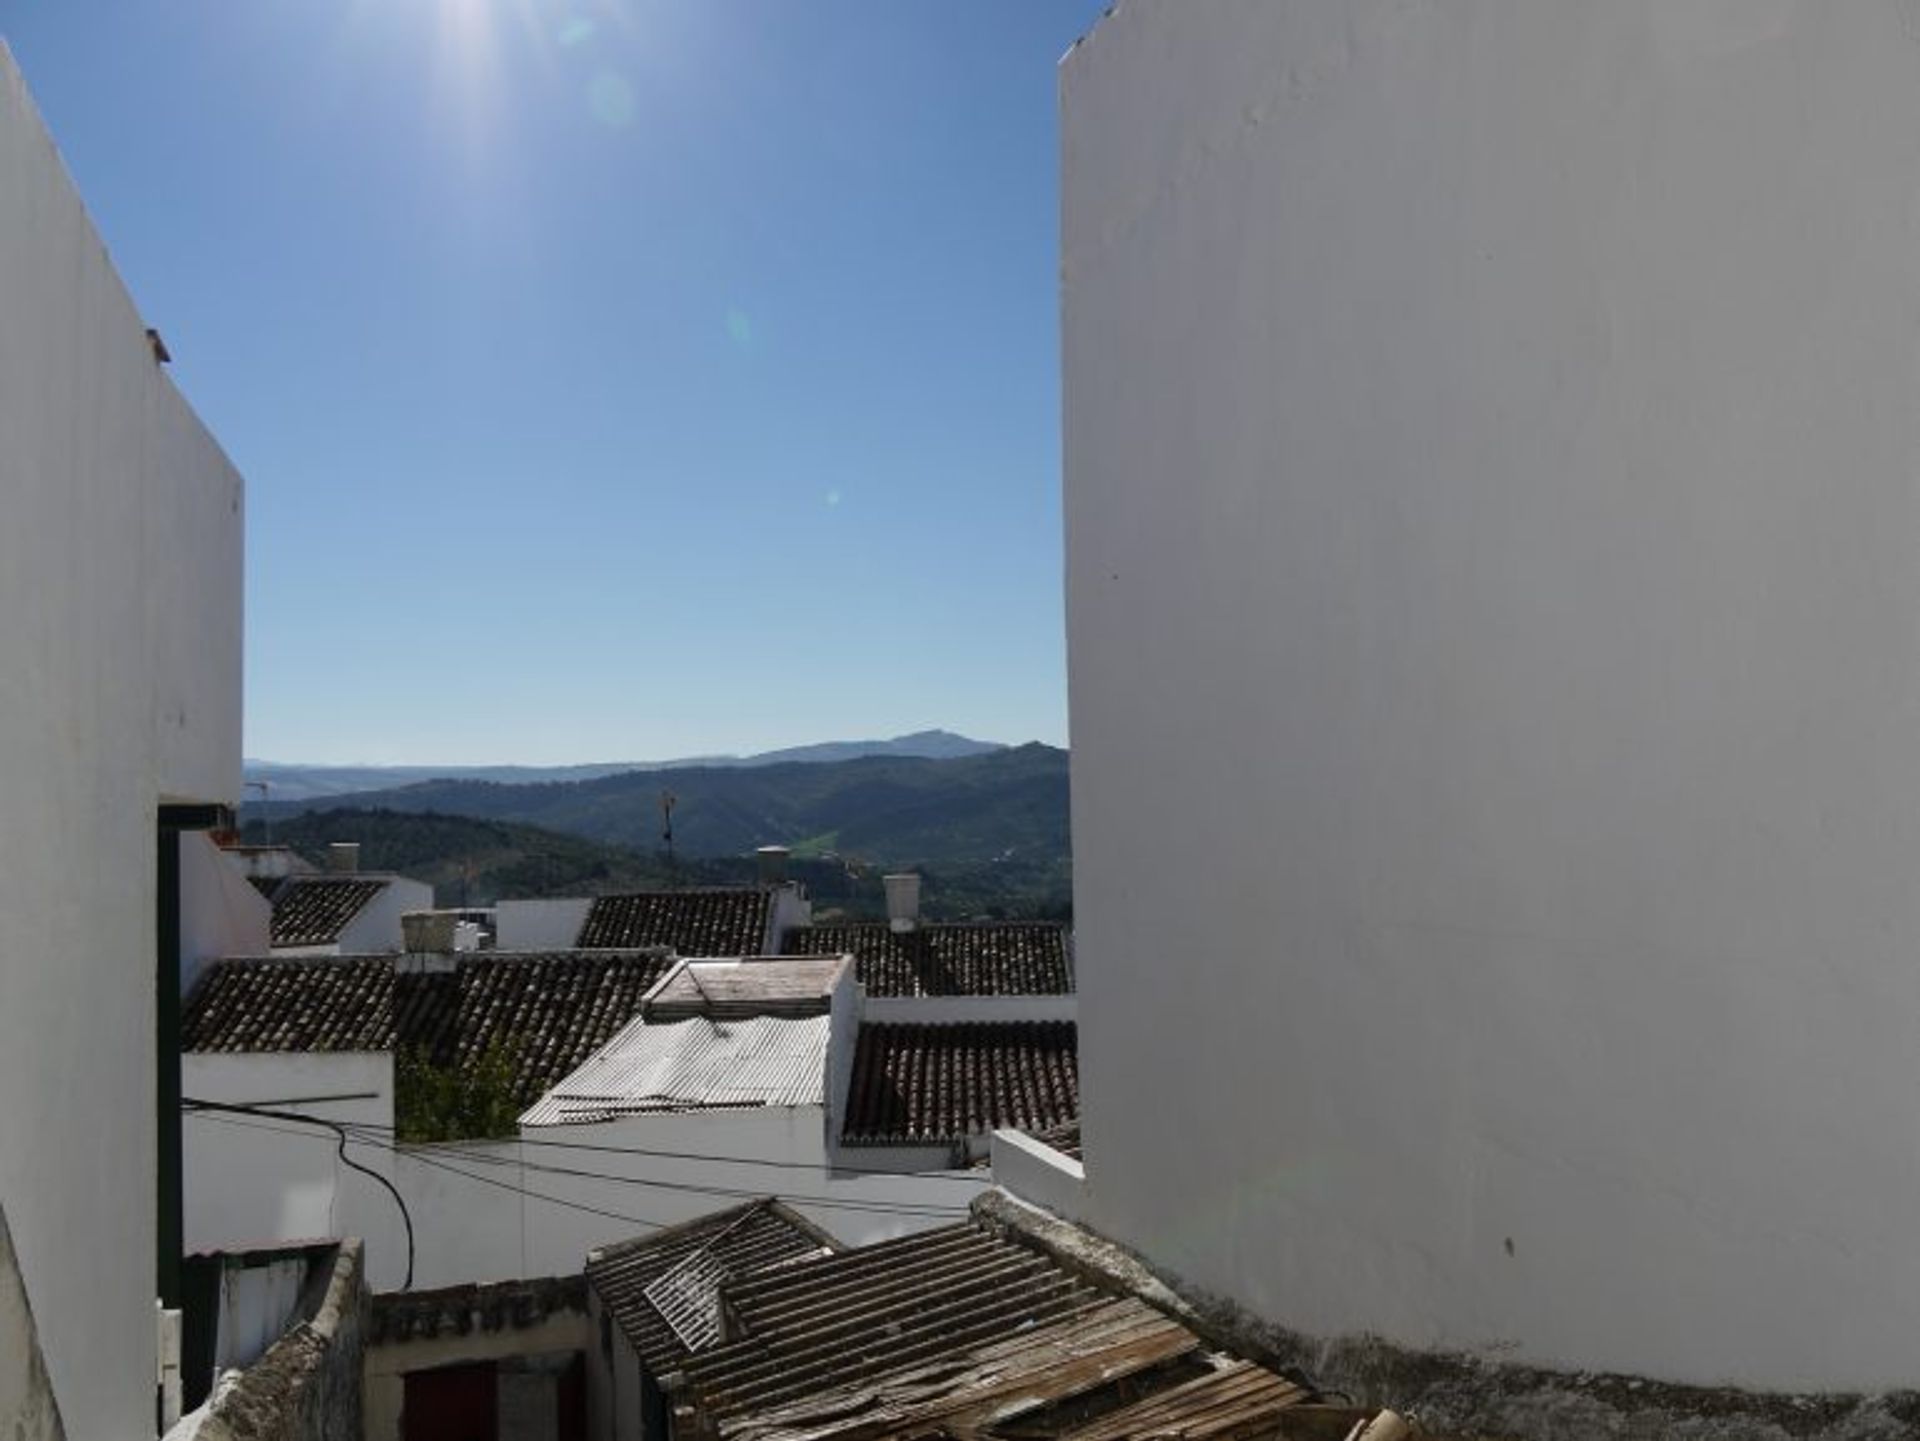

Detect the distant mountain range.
xmin=244 ymin=730 xmax=1004 ymax=802
xmin=251 ymin=741 xmax=1069 ymax=872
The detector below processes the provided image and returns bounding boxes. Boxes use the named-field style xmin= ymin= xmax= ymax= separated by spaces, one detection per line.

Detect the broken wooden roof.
xmin=640 ymin=957 xmax=850 ymax=1022
xmin=586 ymin=1200 xmax=834 ymax=1382
xmin=664 ymin=1217 xmax=1318 ymax=1441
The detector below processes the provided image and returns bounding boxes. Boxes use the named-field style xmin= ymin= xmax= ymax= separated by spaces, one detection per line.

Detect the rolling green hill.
xmin=256 ymin=743 xmax=1070 ymax=870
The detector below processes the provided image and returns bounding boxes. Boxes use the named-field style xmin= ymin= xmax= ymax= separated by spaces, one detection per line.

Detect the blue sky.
xmin=3 ymin=0 xmax=1106 ymax=763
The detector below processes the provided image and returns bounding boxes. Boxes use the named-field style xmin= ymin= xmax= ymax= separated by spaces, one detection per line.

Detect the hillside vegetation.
xmin=257 ymin=743 xmax=1070 ymax=870
xmin=240 ymin=807 xmax=1070 ymax=920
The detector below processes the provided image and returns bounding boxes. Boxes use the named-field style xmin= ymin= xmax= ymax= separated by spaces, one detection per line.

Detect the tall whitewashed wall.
xmin=395 ymin=1109 xmax=981 ymax=1291
xmin=183 ymin=1055 xmax=400 ymax=1270
xmin=0 ymin=42 xmax=243 ymax=1441
xmin=184 ymin=1076 xmax=980 ymax=1292
xmin=496 ymin=899 xmax=593 ymax=952
xmin=1063 ymin=1 xmax=1920 ymax=1391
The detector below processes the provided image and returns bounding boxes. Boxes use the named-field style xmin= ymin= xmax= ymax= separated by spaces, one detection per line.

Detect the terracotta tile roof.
xmin=1027 ymin=1119 xmax=1084 ymax=1161
xmin=268 ymin=877 xmax=388 ymax=947
xmin=576 ymin=889 xmax=773 ymax=954
xmin=781 ymin=922 xmax=1071 ymax=997
xmin=840 ymin=1022 xmax=1079 ymax=1146
xmin=182 ymin=951 xmax=676 ymax=1103
xmin=586 ymin=1201 xmax=834 ymax=1381
xmin=640 ymin=958 xmax=848 ymax=1021
xmin=671 ymin=1221 xmax=1287 ymax=1440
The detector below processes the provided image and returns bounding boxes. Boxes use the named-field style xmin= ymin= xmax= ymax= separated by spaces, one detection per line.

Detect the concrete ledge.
xmin=974 ymin=1191 xmax=1920 ymax=1441
xmin=989 ymin=1128 xmax=1085 ymax=1218
xmin=180 ymin=1239 xmax=366 ymax=1441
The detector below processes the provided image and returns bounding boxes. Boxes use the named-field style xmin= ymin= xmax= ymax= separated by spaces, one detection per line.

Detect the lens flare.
xmin=725 ymin=308 xmax=753 ymax=346
xmin=587 ymin=68 xmax=636 ymax=126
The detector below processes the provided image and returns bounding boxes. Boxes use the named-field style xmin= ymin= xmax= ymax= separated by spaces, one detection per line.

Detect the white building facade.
xmin=1063 ymin=0 xmax=1920 ymax=1394
xmin=0 ymin=41 xmax=244 ymax=1440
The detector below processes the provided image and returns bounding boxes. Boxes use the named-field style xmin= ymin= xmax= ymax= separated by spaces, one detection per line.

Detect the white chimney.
xmin=883 ymin=873 xmax=921 ymax=934
xmin=326 ymin=841 xmax=360 ymax=874
xmin=402 ymin=910 xmax=458 ymax=954
xmin=756 ymin=845 xmax=791 ymax=886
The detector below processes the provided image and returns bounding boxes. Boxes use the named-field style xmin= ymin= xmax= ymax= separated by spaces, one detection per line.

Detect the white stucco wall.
xmin=496 ymin=898 xmax=594 ymax=952
xmin=183 ymin=1058 xmax=984 ymax=1293
xmin=364 ymin=1309 xmax=591 ymax=1441
xmin=989 ymin=1130 xmax=1084 ymax=1222
xmin=1063 ymin=0 xmax=1920 ymax=1392
xmin=0 ymin=42 xmax=244 ymax=1441
xmin=391 ymin=1108 xmax=983 ymax=1290
xmin=337 ymin=877 xmax=434 ymax=955
xmin=183 ymin=1054 xmax=403 ymax=1272
xmin=180 ymin=834 xmax=272 ymax=997
xmin=211 ymin=1255 xmax=315 ymax=1377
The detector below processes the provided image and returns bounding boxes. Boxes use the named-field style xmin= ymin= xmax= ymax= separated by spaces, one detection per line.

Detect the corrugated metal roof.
xmin=520 ymin=1014 xmax=829 ymax=1126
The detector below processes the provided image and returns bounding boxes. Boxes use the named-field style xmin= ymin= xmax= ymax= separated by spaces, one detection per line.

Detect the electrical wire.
xmin=285 ymin=1111 xmax=991 ymax=1185
xmin=185 ymin=1097 xmax=976 ymax=1223
xmin=395 ymin=1138 xmax=972 ymax=1219
xmin=189 ymin=1109 xmax=674 ymax=1234
xmin=184 ymin=1099 xmax=416 ymax=1290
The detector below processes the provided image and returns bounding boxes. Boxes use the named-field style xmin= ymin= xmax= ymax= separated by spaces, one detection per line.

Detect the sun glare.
xmin=402 ymin=0 xmax=648 ymax=150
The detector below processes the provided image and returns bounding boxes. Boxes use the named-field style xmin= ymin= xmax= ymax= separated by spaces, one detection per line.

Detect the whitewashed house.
xmin=180 ymin=941 xmax=1079 ymax=1293
xmin=256 ymin=866 xmax=434 ymax=955
xmin=497 ymin=882 xmax=809 ymax=955
xmin=0 ymin=41 xmax=246 ymax=1441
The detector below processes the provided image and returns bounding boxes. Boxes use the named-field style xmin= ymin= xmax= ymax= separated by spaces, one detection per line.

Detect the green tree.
xmin=394 ymin=1038 xmax=524 ymax=1144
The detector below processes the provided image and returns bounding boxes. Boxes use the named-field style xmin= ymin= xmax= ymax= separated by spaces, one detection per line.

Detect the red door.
xmin=403 ymin=1362 xmax=497 ymax=1441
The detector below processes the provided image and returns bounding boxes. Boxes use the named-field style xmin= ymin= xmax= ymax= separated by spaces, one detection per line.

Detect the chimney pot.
xmin=326 ymin=842 xmax=360 ymax=874
xmin=883 ymin=873 xmax=921 ymax=933
xmin=756 ymin=845 xmax=791 ymax=886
